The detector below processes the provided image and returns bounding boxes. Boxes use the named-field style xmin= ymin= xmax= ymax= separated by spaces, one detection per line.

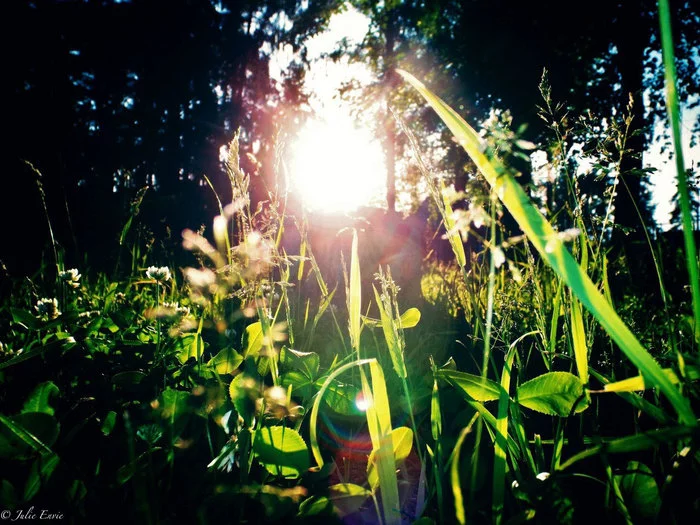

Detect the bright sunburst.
xmin=289 ymin=114 xmax=386 ymax=213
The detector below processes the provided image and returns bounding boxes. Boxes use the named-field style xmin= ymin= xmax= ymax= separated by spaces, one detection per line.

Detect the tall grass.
xmin=658 ymin=0 xmax=700 ymax=345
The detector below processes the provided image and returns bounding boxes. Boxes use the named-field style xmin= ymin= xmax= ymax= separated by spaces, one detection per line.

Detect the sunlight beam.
xmin=289 ymin=114 xmax=386 ymax=213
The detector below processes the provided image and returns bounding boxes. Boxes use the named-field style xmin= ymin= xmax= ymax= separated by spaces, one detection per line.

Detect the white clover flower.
xmin=163 ymin=302 xmax=190 ymax=317
xmin=59 ymin=268 xmax=81 ymax=288
xmin=146 ymin=266 xmax=171 ymax=283
xmin=35 ymin=297 xmax=61 ymax=320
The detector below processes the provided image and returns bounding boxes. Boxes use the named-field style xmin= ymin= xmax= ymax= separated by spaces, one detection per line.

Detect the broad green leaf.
xmin=615 ymin=461 xmax=660 ymax=522
xmin=116 ymin=448 xmax=163 ymax=485
xmin=112 ymin=371 xmax=147 ymax=388
xmin=24 ymin=454 xmax=60 ymax=501
xmin=367 ymin=426 xmax=413 ymax=490
xmin=516 ymin=372 xmax=588 ymax=416
xmin=437 ymin=369 xmax=502 ymax=402
xmin=328 ymin=483 xmax=372 ymax=517
xmin=280 ymin=347 xmax=320 ymax=378
xmin=101 ymin=411 xmax=117 ymax=436
xmin=229 ymin=375 xmax=259 ymax=426
xmin=282 ymin=370 xmax=315 ymax=400
xmin=161 ymin=388 xmax=190 ymax=421
xmin=253 ymin=425 xmax=310 ymax=478
xmin=298 ymin=496 xmax=334 ymax=517
xmin=11 ymin=308 xmax=40 ymax=330
xmin=243 ymin=321 xmax=263 ymax=358
xmin=0 ymin=345 xmax=46 ymax=371
xmin=208 ymin=348 xmax=243 ymax=375
xmin=399 ymin=307 xmax=421 ymax=328
xmin=0 ymin=413 xmax=58 ymax=460
xmin=22 ymin=382 xmax=59 ymax=416
xmin=441 ymin=356 xmax=458 ymax=370
xmin=398 ymin=68 xmax=696 ymax=425
xmin=317 ymin=379 xmax=360 ymax=415
xmin=178 ymin=315 xmax=205 ymax=364
xmin=0 ymin=479 xmax=16 ymax=508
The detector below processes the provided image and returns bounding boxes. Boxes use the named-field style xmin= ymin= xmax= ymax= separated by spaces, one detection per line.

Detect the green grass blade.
xmin=493 ymin=343 xmax=516 ymax=524
xmin=398 ymin=69 xmax=696 ymax=425
xmin=442 ymin=185 xmax=467 ymax=269
xmin=451 ymin=425 xmax=471 ymax=525
xmin=569 ymin=292 xmax=589 ymax=386
xmin=348 ymin=229 xmax=362 ymax=354
xmin=308 ymin=358 xmax=400 ymax=525
xmin=364 ymin=360 xmax=400 ymax=525
xmin=558 ymin=425 xmax=698 ymax=471
xmin=658 ymin=0 xmax=700 ymax=344
xmin=373 ymin=285 xmax=407 ymax=379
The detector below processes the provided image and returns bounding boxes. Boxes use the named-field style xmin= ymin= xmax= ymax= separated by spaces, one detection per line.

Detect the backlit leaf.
xmin=253 ymin=425 xmax=310 ymax=478
xmin=516 ymin=372 xmax=588 ymax=416
xmin=437 ymin=369 xmax=502 ymax=402
xmin=21 ymin=382 xmax=59 ymax=416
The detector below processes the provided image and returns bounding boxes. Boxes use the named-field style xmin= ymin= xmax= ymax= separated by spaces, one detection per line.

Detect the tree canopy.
xmin=4 ymin=0 xmax=698 ymax=273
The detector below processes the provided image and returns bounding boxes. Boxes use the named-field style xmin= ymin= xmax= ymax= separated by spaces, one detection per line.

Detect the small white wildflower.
xmin=545 ymin=228 xmax=581 ymax=254
xmin=469 ymin=202 xmax=489 ymax=229
xmin=536 ymin=472 xmax=550 ymax=481
xmin=146 ymin=266 xmax=171 ymax=283
xmin=508 ymin=260 xmax=523 ymax=283
xmin=183 ymin=267 xmax=217 ymax=290
xmin=558 ymin=228 xmax=581 ymax=243
xmin=492 ymin=246 xmax=506 ymax=268
xmin=59 ymin=268 xmax=81 ymax=288
xmin=35 ymin=297 xmax=61 ymax=320
xmin=163 ymin=302 xmax=190 ymax=317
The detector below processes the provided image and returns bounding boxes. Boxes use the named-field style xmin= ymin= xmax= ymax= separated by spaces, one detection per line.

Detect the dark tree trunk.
xmin=612 ymin=3 xmax=653 ymax=235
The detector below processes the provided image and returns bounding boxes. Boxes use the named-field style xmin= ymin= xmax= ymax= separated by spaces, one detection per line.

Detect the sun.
xmin=288 ymin=113 xmax=386 ymax=214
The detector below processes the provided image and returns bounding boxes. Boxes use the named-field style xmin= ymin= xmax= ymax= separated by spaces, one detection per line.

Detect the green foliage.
xmin=253 ymin=426 xmax=310 ymax=478
xmin=515 ymin=372 xmax=587 ymax=417
xmin=2 ymin=33 xmax=699 ymax=522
